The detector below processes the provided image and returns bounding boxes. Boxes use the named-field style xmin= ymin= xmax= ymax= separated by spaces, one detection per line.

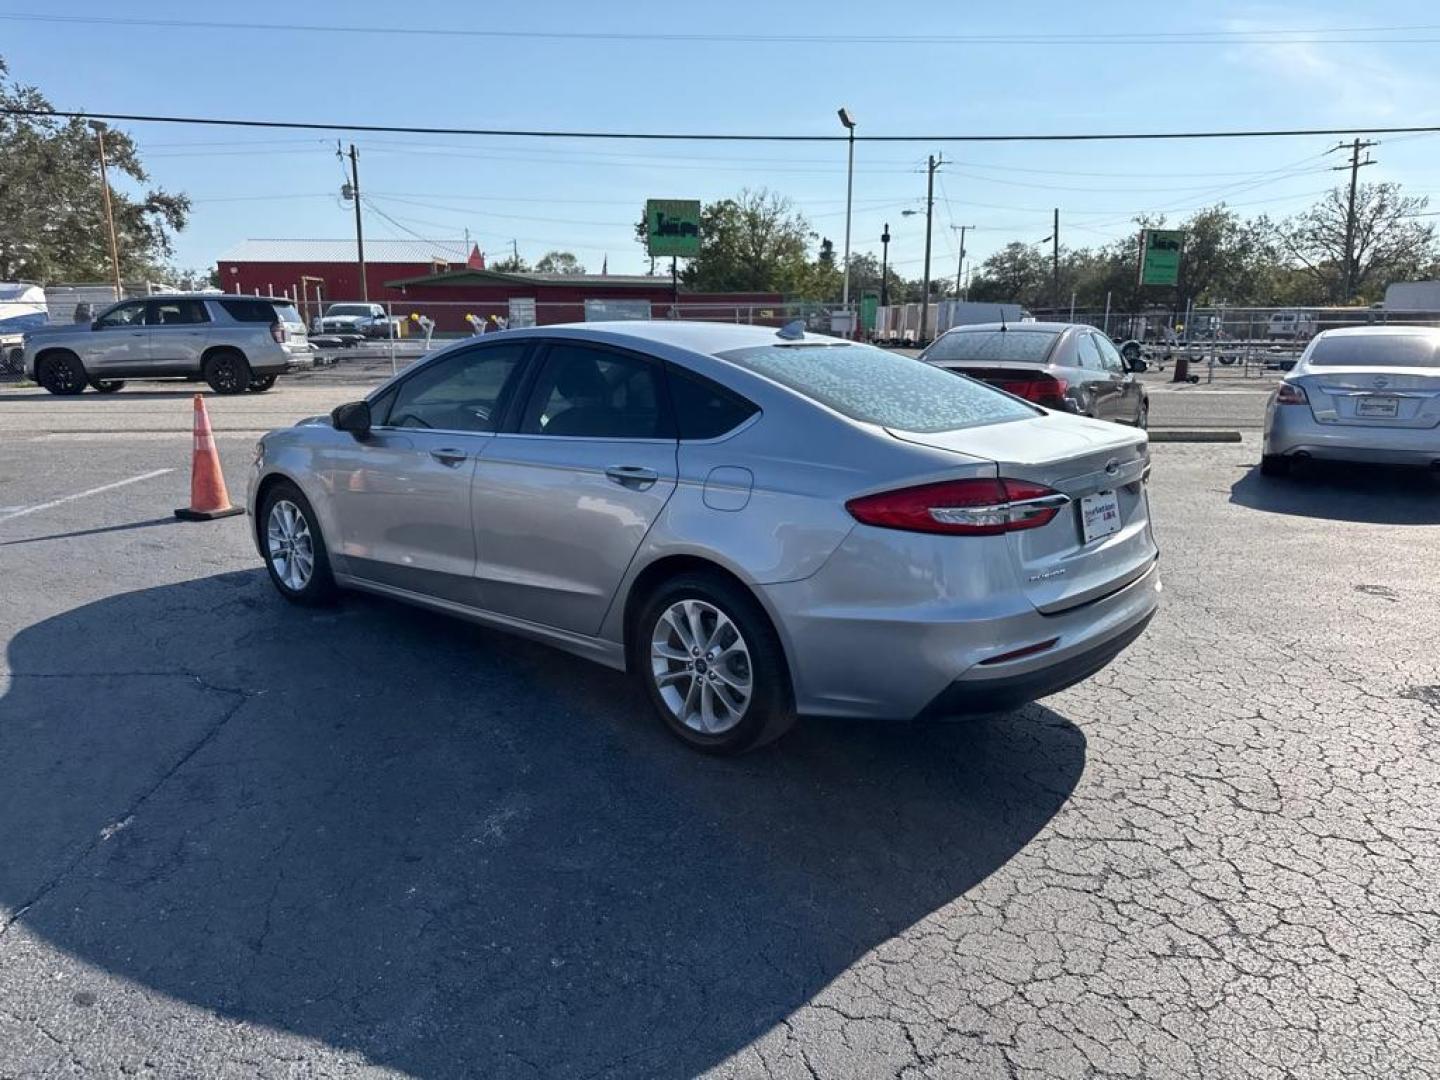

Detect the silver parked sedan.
xmin=248 ymin=322 xmax=1161 ymax=753
xmin=1262 ymin=326 xmax=1440 ymax=476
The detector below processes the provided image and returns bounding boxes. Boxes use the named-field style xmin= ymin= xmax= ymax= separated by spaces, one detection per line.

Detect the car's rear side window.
xmin=667 ymin=367 xmax=758 ymax=439
xmin=1309 ymin=334 xmax=1440 ymax=367
xmin=217 ymin=299 xmax=278 ymax=323
xmin=717 ymin=342 xmax=1036 ymax=433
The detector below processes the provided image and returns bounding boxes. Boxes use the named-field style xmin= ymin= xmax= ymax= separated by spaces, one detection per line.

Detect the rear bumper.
xmin=1265 ymin=404 xmax=1440 ymax=465
xmin=760 ymin=554 xmax=1162 ymax=721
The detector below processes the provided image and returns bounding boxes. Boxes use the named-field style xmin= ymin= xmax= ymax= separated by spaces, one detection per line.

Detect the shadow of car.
xmin=1231 ymin=459 xmax=1440 ymax=525
xmin=0 ymin=570 xmax=1086 ymax=1077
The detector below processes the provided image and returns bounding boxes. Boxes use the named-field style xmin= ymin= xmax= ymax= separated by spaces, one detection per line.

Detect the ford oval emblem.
xmin=1105 ymin=458 xmax=1120 ymax=476
xmin=1373 ymin=375 xmax=1390 ymax=388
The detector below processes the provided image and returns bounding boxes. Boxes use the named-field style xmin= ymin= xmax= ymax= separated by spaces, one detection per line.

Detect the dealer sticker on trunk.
xmin=1080 ymin=490 xmax=1122 ymax=544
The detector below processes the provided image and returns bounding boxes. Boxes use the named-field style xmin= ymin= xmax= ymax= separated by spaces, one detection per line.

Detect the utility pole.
xmin=1051 ymin=208 xmax=1060 ymax=312
xmin=838 ymin=108 xmax=857 ymax=330
xmin=1333 ymin=138 xmax=1377 ymax=303
xmin=341 ymin=143 xmax=367 ymax=301
xmin=919 ymin=153 xmax=942 ymax=343
xmin=879 ymin=223 xmax=891 ymax=308
xmin=951 ymin=224 xmax=973 ymax=300
xmin=92 ymin=124 xmax=123 ymax=301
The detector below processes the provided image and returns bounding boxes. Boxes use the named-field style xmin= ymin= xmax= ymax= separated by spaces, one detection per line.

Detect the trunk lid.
xmin=888 ymin=414 xmax=1156 ymax=613
xmin=1296 ymin=366 xmax=1440 ymax=430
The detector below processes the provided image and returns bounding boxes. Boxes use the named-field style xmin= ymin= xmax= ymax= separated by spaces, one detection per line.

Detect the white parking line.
xmin=0 ymin=469 xmax=175 ymax=523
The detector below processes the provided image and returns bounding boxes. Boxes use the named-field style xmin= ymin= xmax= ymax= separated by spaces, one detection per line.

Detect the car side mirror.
xmin=1125 ymin=357 xmax=1147 ymax=373
xmin=331 ymin=400 xmax=372 ymax=438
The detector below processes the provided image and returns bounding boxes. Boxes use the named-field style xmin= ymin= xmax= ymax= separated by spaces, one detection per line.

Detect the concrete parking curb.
xmin=1148 ymin=429 xmax=1244 ymax=443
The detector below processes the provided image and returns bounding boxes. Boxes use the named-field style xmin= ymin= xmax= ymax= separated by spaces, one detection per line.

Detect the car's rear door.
xmin=145 ymin=298 xmax=211 ymax=375
xmin=470 ymin=339 xmax=679 ymax=635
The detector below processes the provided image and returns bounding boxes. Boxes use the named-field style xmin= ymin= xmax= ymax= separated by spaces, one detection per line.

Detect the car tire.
xmin=259 ymin=480 xmax=337 ymax=606
xmin=632 ymin=572 xmax=796 ymax=755
xmin=204 ymin=349 xmax=251 ymax=395
xmin=247 ymin=373 xmax=278 ymax=393
xmin=1260 ymin=454 xmax=1291 ymax=477
xmin=89 ymin=379 xmax=125 ymax=393
xmin=1135 ymin=400 xmax=1149 ymax=430
xmin=38 ymin=352 xmax=87 ymax=395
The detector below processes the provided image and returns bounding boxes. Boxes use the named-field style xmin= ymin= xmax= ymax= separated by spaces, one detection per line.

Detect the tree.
xmin=967 ymin=243 xmax=1051 ymax=307
xmin=1277 ymin=183 xmax=1438 ymax=303
xmin=0 ymin=58 xmax=189 ymax=282
xmin=534 ymin=250 xmax=585 ymax=275
xmin=490 ymin=253 xmax=531 ymax=274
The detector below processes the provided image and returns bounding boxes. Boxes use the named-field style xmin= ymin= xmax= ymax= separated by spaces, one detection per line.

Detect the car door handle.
xmin=130 ymin=332 xmax=145 ymax=336
xmin=429 ymin=448 xmax=468 ymax=466
xmin=605 ymin=465 xmax=659 ymax=488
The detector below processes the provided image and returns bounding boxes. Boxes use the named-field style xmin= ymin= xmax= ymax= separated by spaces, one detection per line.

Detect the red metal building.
xmin=215 ymin=239 xmax=785 ymax=332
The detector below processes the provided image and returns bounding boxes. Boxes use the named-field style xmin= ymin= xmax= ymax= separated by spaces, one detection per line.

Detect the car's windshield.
xmin=1309 ymin=334 xmax=1440 ymax=368
xmin=922 ymin=329 xmax=1061 ymax=364
xmin=717 ymin=341 xmax=1037 ymax=433
xmin=326 ymin=305 xmax=373 ymax=317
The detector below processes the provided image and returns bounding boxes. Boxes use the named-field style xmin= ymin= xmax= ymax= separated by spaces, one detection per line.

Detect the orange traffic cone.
xmin=175 ymin=394 xmax=244 ymax=521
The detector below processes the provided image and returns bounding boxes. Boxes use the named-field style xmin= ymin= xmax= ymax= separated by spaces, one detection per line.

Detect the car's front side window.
xmin=94 ymin=302 xmax=146 ymax=329
xmin=385 ymin=343 xmax=528 ymax=432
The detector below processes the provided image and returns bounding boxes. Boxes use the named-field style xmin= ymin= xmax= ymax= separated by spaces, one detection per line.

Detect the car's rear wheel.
xmin=89 ymin=379 xmax=125 ymax=393
xmin=38 ymin=352 xmax=87 ymax=395
xmin=247 ymin=373 xmax=278 ymax=393
xmin=1260 ymin=454 xmax=1291 ymax=477
xmin=633 ymin=572 xmax=796 ymax=754
xmin=204 ymin=349 xmax=251 ymax=394
xmin=260 ymin=480 xmax=336 ymax=606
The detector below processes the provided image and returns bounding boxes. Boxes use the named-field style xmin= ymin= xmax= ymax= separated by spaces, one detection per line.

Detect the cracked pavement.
xmin=0 ymin=390 xmax=1437 ymax=1078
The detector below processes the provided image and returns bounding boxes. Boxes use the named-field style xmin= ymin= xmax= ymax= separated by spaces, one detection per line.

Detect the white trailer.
xmin=1383 ymin=281 xmax=1440 ymax=311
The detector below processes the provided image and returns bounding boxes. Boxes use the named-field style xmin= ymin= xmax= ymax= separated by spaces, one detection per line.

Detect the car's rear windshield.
xmin=716 ymin=342 xmax=1037 ymax=433
xmin=1309 ymin=334 xmax=1440 ymax=367
xmin=922 ymin=329 xmax=1060 ymax=364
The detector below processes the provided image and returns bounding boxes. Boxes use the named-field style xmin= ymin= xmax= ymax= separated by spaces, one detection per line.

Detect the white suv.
xmin=22 ymin=294 xmax=316 ymax=395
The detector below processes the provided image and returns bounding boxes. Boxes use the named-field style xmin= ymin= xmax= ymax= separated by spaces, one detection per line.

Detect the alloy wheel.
xmin=650 ymin=599 xmax=753 ymax=734
xmin=266 ymin=499 xmax=315 ymax=592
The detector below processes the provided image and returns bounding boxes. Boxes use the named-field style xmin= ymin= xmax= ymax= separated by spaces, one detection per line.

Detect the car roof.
xmin=506 ymin=320 xmax=854 ymax=357
xmin=1313 ymin=324 xmax=1440 ymax=339
xmin=940 ymin=321 xmax=1075 ymax=333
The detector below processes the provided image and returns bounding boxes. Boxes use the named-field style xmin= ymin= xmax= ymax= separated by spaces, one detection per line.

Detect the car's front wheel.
xmin=38 ymin=352 xmax=87 ymax=395
xmin=633 ymin=572 xmax=796 ymax=754
xmin=259 ymin=480 xmax=337 ymax=605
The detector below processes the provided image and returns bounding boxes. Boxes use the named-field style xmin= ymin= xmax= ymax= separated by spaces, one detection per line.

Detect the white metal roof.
xmin=218 ymin=239 xmax=472 ymax=264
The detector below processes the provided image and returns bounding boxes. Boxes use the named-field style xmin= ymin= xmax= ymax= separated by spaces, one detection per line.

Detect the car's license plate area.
xmin=1079 ymin=490 xmax=1122 ymax=544
xmin=1356 ymin=395 xmax=1399 ymax=418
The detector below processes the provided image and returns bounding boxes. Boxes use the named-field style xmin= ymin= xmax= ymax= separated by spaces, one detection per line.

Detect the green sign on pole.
xmin=1139 ymin=229 xmax=1184 ymax=287
xmin=860 ymin=291 xmax=879 ymax=332
xmin=646 ymin=199 xmax=702 ymax=258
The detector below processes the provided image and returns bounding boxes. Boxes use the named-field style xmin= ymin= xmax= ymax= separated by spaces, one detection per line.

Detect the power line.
xmin=8 ymin=106 xmax=1440 ymax=143
xmin=4 ymin=12 xmax=1440 ymax=46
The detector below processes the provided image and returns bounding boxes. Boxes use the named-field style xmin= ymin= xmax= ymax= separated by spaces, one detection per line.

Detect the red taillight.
xmin=270 ymin=321 xmax=286 ymax=344
xmin=996 ymin=376 xmax=1069 ymax=409
xmin=846 ymin=478 xmax=1068 ymax=536
xmin=1276 ymin=382 xmax=1307 ymax=405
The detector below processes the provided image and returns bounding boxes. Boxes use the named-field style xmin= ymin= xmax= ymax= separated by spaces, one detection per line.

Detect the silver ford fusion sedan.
xmin=248 ymin=322 xmax=1161 ymax=753
xmin=1262 ymin=326 xmax=1440 ymax=476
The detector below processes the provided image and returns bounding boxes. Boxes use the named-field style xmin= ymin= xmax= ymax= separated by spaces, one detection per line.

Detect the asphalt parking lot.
xmin=2 ymin=380 xmax=1437 ymax=1078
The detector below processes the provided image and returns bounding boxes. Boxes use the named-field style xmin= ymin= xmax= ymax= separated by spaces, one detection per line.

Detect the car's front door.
xmin=1094 ymin=333 xmax=1141 ymax=423
xmin=86 ymin=300 xmax=149 ymax=376
xmin=320 ymin=340 xmax=530 ymax=605
xmin=471 ymin=340 xmax=679 ymax=635
xmin=145 ymin=297 xmax=212 ymax=375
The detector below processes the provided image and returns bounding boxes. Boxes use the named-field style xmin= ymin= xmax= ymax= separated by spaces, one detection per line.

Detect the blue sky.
xmin=5 ymin=1 xmax=1440 ymax=279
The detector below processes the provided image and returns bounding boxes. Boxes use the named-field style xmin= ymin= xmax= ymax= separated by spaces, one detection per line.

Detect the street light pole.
xmin=951 ymin=224 xmax=973 ymax=300
xmin=879 ymin=223 xmax=891 ymax=308
xmin=838 ymin=108 xmax=857 ymax=333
